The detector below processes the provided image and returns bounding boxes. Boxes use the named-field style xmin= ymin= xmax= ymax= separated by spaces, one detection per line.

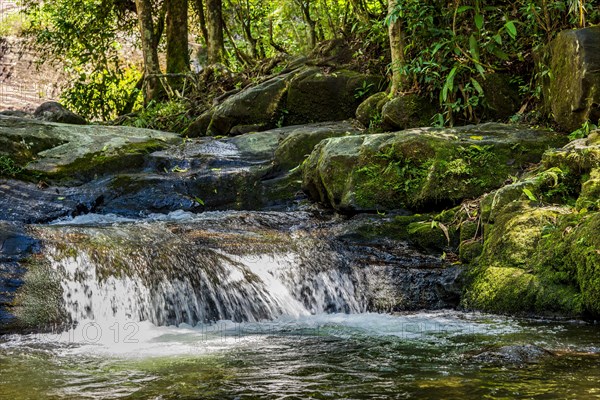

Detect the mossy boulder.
xmin=480 ymin=73 xmax=521 ymax=120
xmin=543 ymin=27 xmax=600 ymax=132
xmin=189 ymin=67 xmax=384 ymax=136
xmin=273 ymin=121 xmax=361 ymax=172
xmin=200 ymin=74 xmax=293 ymax=136
xmin=381 ymin=94 xmax=437 ymax=131
xmin=479 ymin=201 xmax=571 ymax=268
xmin=0 ymin=116 xmax=180 ymax=185
xmin=303 ymin=123 xmax=567 ymax=212
xmin=577 ymin=168 xmax=600 ymax=210
xmin=356 ymin=92 xmax=388 ymax=128
xmin=462 ymin=266 xmax=582 ymax=316
xmin=464 ymin=198 xmax=600 ymax=317
xmin=285 ymin=68 xmax=384 ymax=125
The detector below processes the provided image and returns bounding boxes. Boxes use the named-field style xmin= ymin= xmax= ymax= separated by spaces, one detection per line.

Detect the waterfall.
xmin=11 ymin=211 xmax=459 ymax=331
xmin=31 ymin=212 xmax=369 ymax=327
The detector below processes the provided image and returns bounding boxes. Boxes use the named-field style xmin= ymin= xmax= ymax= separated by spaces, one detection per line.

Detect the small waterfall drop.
xmin=33 ymin=212 xmax=370 ymax=328
xmin=14 ymin=211 xmax=459 ymax=332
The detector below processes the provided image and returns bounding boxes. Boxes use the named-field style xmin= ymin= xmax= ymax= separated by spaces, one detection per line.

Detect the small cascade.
xmin=9 ymin=211 xmax=460 ymax=331
xmin=32 ymin=212 xmax=371 ymax=327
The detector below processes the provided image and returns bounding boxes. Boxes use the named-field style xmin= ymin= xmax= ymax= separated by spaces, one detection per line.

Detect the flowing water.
xmin=1 ymin=211 xmax=599 ymax=399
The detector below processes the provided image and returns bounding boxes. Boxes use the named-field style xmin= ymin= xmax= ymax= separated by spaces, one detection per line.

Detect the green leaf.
xmin=474 ymin=14 xmax=484 ymax=30
xmin=522 ymin=188 xmax=538 ymax=202
xmin=194 ymin=196 xmax=205 ymax=206
xmin=469 ymin=35 xmax=480 ymax=62
xmin=505 ymin=21 xmax=517 ymax=39
xmin=493 ymin=34 xmax=502 ymax=45
xmin=470 ymin=78 xmax=484 ymax=95
xmin=457 ymin=5 xmax=474 ymax=13
xmin=475 ymin=63 xmax=486 ymax=76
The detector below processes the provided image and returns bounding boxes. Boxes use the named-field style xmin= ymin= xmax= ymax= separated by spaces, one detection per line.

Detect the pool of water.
xmin=1 ymin=312 xmax=599 ymax=399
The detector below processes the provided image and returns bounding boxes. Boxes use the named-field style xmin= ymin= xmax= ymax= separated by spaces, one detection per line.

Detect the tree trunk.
xmin=167 ymin=0 xmax=190 ymax=75
xmin=206 ymin=0 xmax=224 ymax=64
xmin=134 ymin=0 xmax=162 ymax=103
xmin=296 ymin=0 xmax=317 ymax=49
xmin=192 ymin=0 xmax=209 ymax=45
xmin=387 ymin=0 xmax=405 ymax=95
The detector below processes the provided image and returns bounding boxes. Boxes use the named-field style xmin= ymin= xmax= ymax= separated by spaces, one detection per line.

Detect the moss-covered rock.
xmin=303 ymin=123 xmax=567 ymax=212
xmin=285 ymin=69 xmax=384 ymax=126
xmin=459 ymin=239 xmax=483 ymax=263
xmin=462 ymin=266 xmax=582 ymax=316
xmin=189 ymin=67 xmax=384 ymax=136
xmin=0 ymin=116 xmax=180 ymax=184
xmin=543 ymin=27 xmax=600 ymax=132
xmin=480 ymin=73 xmax=521 ymax=120
xmin=577 ymin=168 xmax=600 ymax=210
xmin=479 ymin=201 xmax=571 ymax=268
xmin=203 ymin=73 xmax=293 ymax=136
xmin=355 ymin=92 xmax=388 ymax=128
xmin=381 ymin=94 xmax=436 ymax=131
xmin=273 ymin=121 xmax=361 ymax=172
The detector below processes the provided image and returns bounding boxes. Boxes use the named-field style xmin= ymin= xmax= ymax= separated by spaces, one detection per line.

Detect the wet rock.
xmin=0 ymin=116 xmax=180 ymax=184
xmin=33 ymin=101 xmax=87 ymax=125
xmin=472 ymin=344 xmax=554 ymax=365
xmin=0 ymin=179 xmax=100 ymax=223
xmin=544 ymin=27 xmax=600 ymax=132
xmin=0 ymin=223 xmax=36 ymax=328
xmin=98 ymin=122 xmax=361 ymax=215
xmin=303 ymin=123 xmax=567 ymax=212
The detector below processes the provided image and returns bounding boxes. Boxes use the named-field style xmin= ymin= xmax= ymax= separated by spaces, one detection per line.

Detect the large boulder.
xmin=33 ymin=101 xmax=87 ymax=125
xmin=285 ymin=68 xmax=384 ymax=125
xmin=191 ymin=67 xmax=384 ymax=136
xmin=462 ymin=130 xmax=600 ymax=318
xmin=381 ymin=94 xmax=436 ymax=131
xmin=544 ymin=27 xmax=600 ymax=132
xmin=302 ymin=123 xmax=567 ymax=212
xmin=0 ymin=121 xmax=360 ymax=222
xmin=0 ymin=116 xmax=180 ymax=184
xmin=196 ymin=74 xmax=292 ymax=136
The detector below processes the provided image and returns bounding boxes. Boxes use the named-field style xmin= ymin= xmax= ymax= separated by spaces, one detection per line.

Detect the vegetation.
xmin=9 ymin=0 xmax=596 ymax=127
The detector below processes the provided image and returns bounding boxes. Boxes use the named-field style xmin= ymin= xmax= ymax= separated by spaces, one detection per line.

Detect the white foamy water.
xmin=0 ymin=311 xmax=521 ymax=359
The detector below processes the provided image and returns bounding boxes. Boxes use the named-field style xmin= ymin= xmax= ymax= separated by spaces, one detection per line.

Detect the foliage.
xmin=388 ymin=0 xmax=600 ymax=125
xmin=0 ymin=156 xmax=23 ymax=177
xmin=22 ymin=0 xmax=139 ymax=120
xmin=122 ymin=100 xmax=194 ymax=133
xmin=569 ymin=120 xmax=599 ymax=140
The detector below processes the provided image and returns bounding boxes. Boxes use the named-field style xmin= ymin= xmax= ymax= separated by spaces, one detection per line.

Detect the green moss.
xmin=532 ymin=211 xmax=600 ymax=316
xmin=48 ymin=139 xmax=166 ymax=184
xmin=479 ymin=202 xmax=570 ymax=268
xmin=462 ymin=266 xmax=582 ymax=315
xmin=459 ymin=239 xmax=483 ymax=263
xmin=576 ymin=168 xmax=600 ymax=210
xmin=13 ymin=260 xmax=66 ymax=329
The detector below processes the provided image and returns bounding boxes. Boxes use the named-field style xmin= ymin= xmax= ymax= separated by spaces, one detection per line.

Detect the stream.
xmin=1 ymin=211 xmax=599 ymax=399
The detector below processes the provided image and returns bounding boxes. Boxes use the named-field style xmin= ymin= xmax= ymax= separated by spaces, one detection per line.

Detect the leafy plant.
xmin=569 ymin=120 xmax=598 ymax=140
xmin=0 ymin=156 xmax=23 ymax=177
